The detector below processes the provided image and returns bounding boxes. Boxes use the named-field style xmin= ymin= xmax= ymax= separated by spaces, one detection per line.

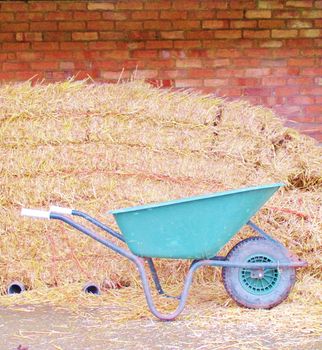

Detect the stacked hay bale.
xmin=0 ymin=80 xmax=320 ymax=296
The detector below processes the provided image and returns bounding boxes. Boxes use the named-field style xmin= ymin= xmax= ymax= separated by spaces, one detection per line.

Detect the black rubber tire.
xmin=222 ymin=237 xmax=296 ymax=309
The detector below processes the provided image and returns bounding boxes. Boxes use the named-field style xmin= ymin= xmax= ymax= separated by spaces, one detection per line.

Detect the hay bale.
xmin=0 ymin=79 xmax=321 ymax=300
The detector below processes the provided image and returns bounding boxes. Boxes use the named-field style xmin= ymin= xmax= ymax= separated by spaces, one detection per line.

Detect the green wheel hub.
xmin=239 ymin=255 xmax=280 ymax=295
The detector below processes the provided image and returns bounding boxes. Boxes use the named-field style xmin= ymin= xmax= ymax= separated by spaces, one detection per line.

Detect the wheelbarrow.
xmin=21 ymin=183 xmax=307 ymax=321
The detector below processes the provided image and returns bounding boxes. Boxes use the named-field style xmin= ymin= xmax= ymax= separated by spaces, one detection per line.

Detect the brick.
xmin=3 ymin=62 xmax=29 ymax=71
xmin=188 ymin=10 xmax=216 ymax=19
xmin=172 ymin=20 xmax=201 ymax=29
xmin=160 ymin=11 xmax=187 ymax=19
xmin=87 ymin=21 xmax=114 ymax=30
xmin=30 ymin=21 xmax=58 ymax=31
xmin=202 ymin=20 xmax=228 ymax=29
xmin=129 ymin=31 xmax=157 ymax=40
xmin=286 ymin=1 xmax=313 ymax=7
xmin=146 ymin=60 xmax=175 ymax=69
xmin=243 ymin=48 xmax=271 ymax=57
xmin=1 ymin=3 xmax=28 ymax=11
xmin=188 ymin=49 xmax=208 ymax=58
xmin=288 ymin=96 xmax=315 ymax=104
xmin=0 ymin=12 xmax=15 ymax=21
xmin=144 ymin=1 xmax=171 ymax=9
xmin=101 ymin=31 xmax=127 ymax=40
xmin=172 ymin=0 xmax=200 ymax=9
xmin=243 ymin=30 xmax=270 ymax=38
xmin=30 ymin=62 xmax=59 ymax=70
xmin=305 ymin=105 xmax=322 ymax=114
xmin=315 ymin=19 xmax=322 ymax=27
xmin=44 ymin=32 xmax=71 ymax=41
xmin=116 ymin=1 xmax=144 ymax=10
xmin=230 ymin=20 xmax=257 ymax=28
xmin=88 ymin=42 xmax=117 ymax=50
xmin=259 ymin=40 xmax=283 ymax=47
xmin=287 ymin=20 xmax=313 ymax=28
xmin=16 ymin=32 xmax=43 ymax=42
xmin=272 ymin=29 xmax=298 ymax=37
xmin=217 ymin=10 xmax=244 ymax=18
xmin=233 ymin=77 xmax=260 ymax=86
xmin=116 ymin=21 xmax=143 ymax=30
xmin=299 ymin=29 xmax=321 ymax=37
xmin=187 ymin=68 xmax=216 ymax=78
xmin=272 ymin=67 xmax=300 ymax=75
xmin=301 ymin=87 xmax=322 ymax=95
xmin=230 ymin=0 xmax=257 ymax=9
xmin=101 ymin=50 xmax=130 ymax=59
xmin=132 ymin=49 xmax=158 ymax=58
xmin=46 ymin=12 xmax=72 ymax=21
xmin=301 ymin=48 xmax=322 ymax=56
xmin=44 ymin=51 xmax=74 ymax=60
xmin=275 ymin=86 xmax=299 ymax=96
xmin=245 ymin=10 xmax=272 ymax=18
xmin=316 ymin=1 xmax=322 ymax=8
xmin=272 ymin=48 xmax=300 ymax=57
xmin=103 ymin=11 xmax=130 ymax=20
xmin=16 ymin=12 xmax=44 ymax=21
xmin=101 ymin=71 xmax=132 ymax=80
xmin=273 ymin=10 xmax=300 ymax=18
xmin=29 ymin=2 xmax=57 ymax=11
xmin=215 ymin=30 xmax=242 ymax=39
xmin=200 ymin=1 xmax=228 ymax=9
xmin=213 ymin=68 xmax=244 ymax=77
xmin=87 ymin=2 xmax=115 ymax=10
xmin=234 ymin=58 xmax=260 ymax=66
xmin=288 ymin=58 xmax=315 ymax=66
xmin=58 ymin=21 xmax=86 ymax=31
xmin=208 ymin=58 xmax=231 ymax=67
xmin=131 ymin=70 xmax=157 ymax=79
xmin=244 ymin=68 xmax=271 ymax=77
xmin=213 ymin=49 xmax=243 ymax=58
xmin=301 ymin=10 xmax=322 ymax=17
xmin=258 ymin=19 xmax=285 ymax=28
xmin=175 ymin=79 xmax=203 ymax=87
xmin=217 ymin=87 xmax=243 ymax=96
xmin=261 ymin=59 xmax=286 ymax=67
xmin=174 ymin=40 xmax=201 ymax=48
xmin=73 ymin=11 xmax=102 ymax=20
xmin=58 ymin=2 xmax=87 ymax=10
xmin=146 ymin=40 xmax=173 ymax=49
xmin=286 ymin=38 xmax=314 ymax=47
xmin=160 ymin=31 xmax=185 ymax=39
xmin=243 ymin=87 xmax=272 ymax=96
xmin=204 ymin=78 xmax=229 ymax=86
xmin=131 ymin=10 xmax=159 ymax=20
xmin=262 ymin=77 xmax=287 ymax=85
xmin=3 ymin=42 xmax=30 ymax=51
xmin=288 ymin=77 xmax=313 ymax=84
xmin=144 ymin=20 xmax=172 ymax=30
xmin=32 ymin=42 xmax=59 ymax=51
xmin=0 ymin=72 xmax=16 ymax=80
xmin=258 ymin=0 xmax=285 ymax=9
xmin=176 ymin=58 xmax=202 ymax=68
xmin=2 ymin=22 xmax=29 ymax=32
xmin=186 ymin=30 xmax=215 ymax=39
xmin=72 ymin=32 xmax=98 ymax=41
xmin=0 ymin=33 xmax=15 ymax=41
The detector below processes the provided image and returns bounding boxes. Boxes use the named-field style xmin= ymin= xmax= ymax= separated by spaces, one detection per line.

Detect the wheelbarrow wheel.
xmin=222 ymin=237 xmax=296 ymax=309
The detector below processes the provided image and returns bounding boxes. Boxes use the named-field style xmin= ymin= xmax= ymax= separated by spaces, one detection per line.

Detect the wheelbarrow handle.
xmin=21 ymin=208 xmax=50 ymax=219
xmin=49 ymin=205 xmax=73 ymax=215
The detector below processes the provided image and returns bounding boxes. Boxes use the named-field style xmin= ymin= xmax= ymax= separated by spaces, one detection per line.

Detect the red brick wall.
xmin=0 ymin=0 xmax=321 ymax=140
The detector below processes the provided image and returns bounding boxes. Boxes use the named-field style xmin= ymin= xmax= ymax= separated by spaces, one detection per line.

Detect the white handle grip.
xmin=49 ymin=205 xmax=73 ymax=215
xmin=21 ymin=208 xmax=50 ymax=219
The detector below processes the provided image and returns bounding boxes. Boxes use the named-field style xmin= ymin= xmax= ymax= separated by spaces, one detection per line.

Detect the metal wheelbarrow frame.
xmin=21 ymin=183 xmax=307 ymax=321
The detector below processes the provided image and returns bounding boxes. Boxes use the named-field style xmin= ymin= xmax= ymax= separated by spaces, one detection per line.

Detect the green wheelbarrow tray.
xmin=110 ymin=183 xmax=284 ymax=259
